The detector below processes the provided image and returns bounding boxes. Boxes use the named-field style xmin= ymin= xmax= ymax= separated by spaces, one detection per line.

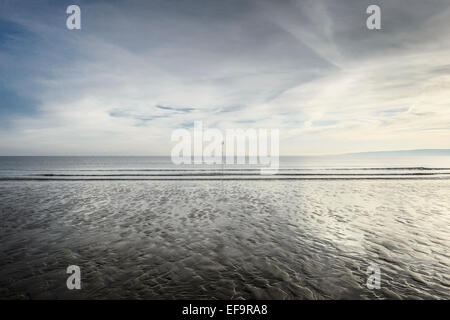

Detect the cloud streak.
xmin=0 ymin=0 xmax=449 ymax=155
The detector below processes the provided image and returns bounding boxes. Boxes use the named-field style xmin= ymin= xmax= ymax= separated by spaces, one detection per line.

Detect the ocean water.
xmin=0 ymin=155 xmax=449 ymax=299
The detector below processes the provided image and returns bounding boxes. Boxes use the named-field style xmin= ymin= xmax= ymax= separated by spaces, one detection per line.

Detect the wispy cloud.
xmin=156 ymin=105 xmax=196 ymax=113
xmin=0 ymin=0 xmax=449 ymax=155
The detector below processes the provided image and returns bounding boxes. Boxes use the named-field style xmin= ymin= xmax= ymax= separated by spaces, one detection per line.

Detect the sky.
xmin=0 ymin=0 xmax=449 ymax=155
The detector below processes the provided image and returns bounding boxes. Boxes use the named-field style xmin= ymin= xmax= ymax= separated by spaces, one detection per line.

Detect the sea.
xmin=0 ymin=154 xmax=449 ymax=299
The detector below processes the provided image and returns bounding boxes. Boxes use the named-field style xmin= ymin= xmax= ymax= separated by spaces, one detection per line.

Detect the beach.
xmin=0 ymin=156 xmax=449 ymax=299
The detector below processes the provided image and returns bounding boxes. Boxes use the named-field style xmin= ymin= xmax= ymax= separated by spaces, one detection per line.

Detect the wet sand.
xmin=0 ymin=179 xmax=449 ymax=299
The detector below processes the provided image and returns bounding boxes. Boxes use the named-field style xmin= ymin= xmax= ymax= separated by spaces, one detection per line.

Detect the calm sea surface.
xmin=0 ymin=156 xmax=449 ymax=299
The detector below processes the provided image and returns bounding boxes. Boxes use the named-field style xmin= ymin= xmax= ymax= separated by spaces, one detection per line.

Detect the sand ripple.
xmin=0 ymin=180 xmax=449 ymax=299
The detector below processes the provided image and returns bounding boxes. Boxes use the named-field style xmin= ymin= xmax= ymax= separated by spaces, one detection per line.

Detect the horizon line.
xmin=0 ymin=148 xmax=449 ymax=157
